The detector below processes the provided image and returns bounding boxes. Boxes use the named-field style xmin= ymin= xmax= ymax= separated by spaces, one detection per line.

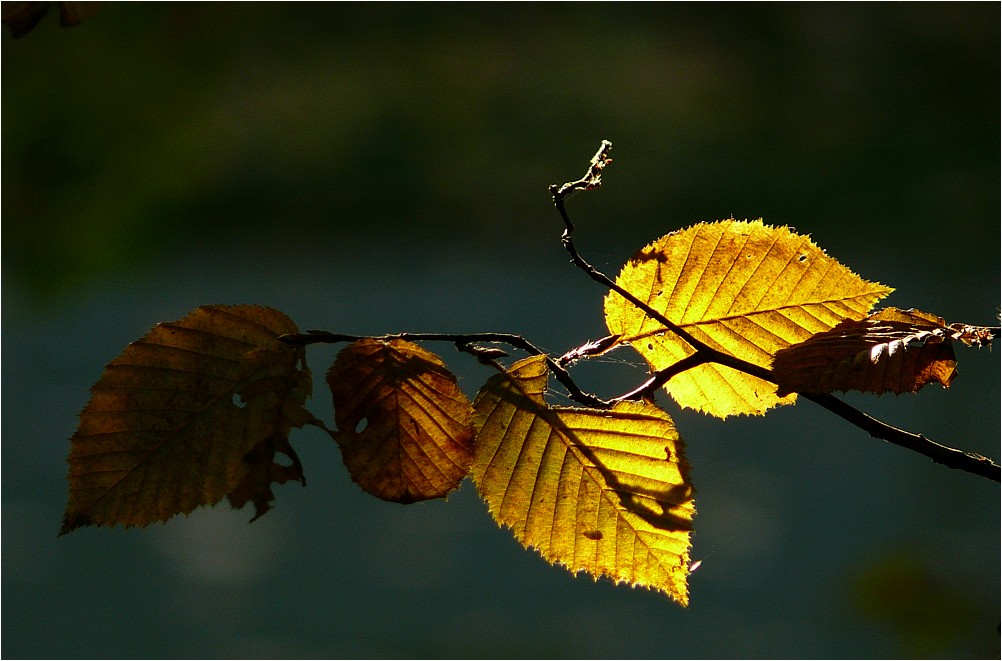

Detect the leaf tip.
xmin=58 ymin=514 xmax=84 ymax=537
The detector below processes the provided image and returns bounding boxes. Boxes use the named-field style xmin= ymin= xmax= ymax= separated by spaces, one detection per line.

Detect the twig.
xmin=551 ymin=140 xmax=1001 ymax=483
xmin=611 ymin=353 xmax=711 ymax=402
xmin=556 ymin=334 xmax=622 ymax=367
xmin=803 ymin=392 xmax=1000 ymax=482
xmin=549 ymin=142 xmax=707 ymax=354
xmin=280 ymin=330 xmax=611 ymax=409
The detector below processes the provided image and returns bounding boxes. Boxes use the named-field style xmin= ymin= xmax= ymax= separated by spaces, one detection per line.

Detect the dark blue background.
xmin=3 ymin=4 xmax=999 ymax=658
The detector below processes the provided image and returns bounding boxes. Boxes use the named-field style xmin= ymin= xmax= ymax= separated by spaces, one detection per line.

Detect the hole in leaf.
xmin=232 ymin=393 xmax=247 ymax=409
xmin=274 ymin=451 xmax=294 ymax=468
xmin=797 ymin=254 xmax=807 ymax=263
xmin=355 ymin=417 xmax=368 ymax=434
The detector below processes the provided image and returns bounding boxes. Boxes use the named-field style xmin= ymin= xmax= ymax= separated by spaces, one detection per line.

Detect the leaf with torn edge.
xmin=604 ymin=219 xmax=893 ymax=417
xmin=327 ymin=339 xmax=474 ymax=503
xmin=472 ymin=355 xmax=695 ymax=605
xmin=772 ymin=307 xmax=994 ymax=396
xmin=62 ymin=305 xmax=314 ymax=534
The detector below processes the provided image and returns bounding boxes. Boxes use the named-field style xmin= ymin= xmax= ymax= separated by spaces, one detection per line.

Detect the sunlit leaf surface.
xmin=472 ymin=355 xmax=695 ymax=605
xmin=605 ymin=219 xmax=893 ymax=417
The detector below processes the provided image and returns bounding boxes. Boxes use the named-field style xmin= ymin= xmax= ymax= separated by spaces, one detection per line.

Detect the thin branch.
xmin=556 ymin=333 xmax=622 ymax=367
xmin=282 ymin=330 xmax=543 ymax=353
xmin=550 ymin=143 xmax=707 ymax=355
xmin=549 ymin=139 xmax=615 ymax=216
xmin=552 ymin=140 xmax=1000 ymax=483
xmin=803 ymin=392 xmax=1000 ymax=482
xmin=280 ymin=330 xmax=611 ymax=409
xmin=612 ymin=353 xmax=711 ymax=402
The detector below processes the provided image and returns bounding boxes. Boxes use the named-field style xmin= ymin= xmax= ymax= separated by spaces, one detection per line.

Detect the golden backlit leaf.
xmin=327 ymin=339 xmax=474 ymax=503
xmin=472 ymin=355 xmax=695 ymax=605
xmin=62 ymin=305 xmax=314 ymax=534
xmin=604 ymin=219 xmax=893 ymax=417
xmin=772 ymin=307 xmax=992 ymax=396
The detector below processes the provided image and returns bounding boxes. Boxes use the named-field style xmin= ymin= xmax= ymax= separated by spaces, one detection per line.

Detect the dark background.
xmin=3 ymin=3 xmax=999 ymax=658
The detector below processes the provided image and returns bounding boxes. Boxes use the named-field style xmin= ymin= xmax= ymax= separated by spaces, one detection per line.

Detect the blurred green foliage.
xmin=3 ymin=3 xmax=998 ymax=302
xmin=850 ymin=549 xmax=996 ymax=658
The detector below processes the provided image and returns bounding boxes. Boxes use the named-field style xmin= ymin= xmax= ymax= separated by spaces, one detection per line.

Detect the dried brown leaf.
xmin=771 ymin=307 xmax=989 ymax=396
xmin=327 ymin=339 xmax=474 ymax=503
xmin=62 ymin=305 xmax=313 ymax=534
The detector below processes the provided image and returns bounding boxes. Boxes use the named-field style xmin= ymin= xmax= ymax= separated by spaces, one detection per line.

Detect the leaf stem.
xmin=551 ymin=140 xmax=1000 ymax=483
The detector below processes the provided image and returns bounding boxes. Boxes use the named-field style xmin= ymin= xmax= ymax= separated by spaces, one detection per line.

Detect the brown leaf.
xmin=947 ymin=322 xmax=995 ymax=348
xmin=327 ymin=339 xmax=474 ymax=503
xmin=771 ymin=307 xmax=987 ymax=396
xmin=225 ymin=434 xmax=306 ymax=523
xmin=61 ymin=305 xmax=313 ymax=534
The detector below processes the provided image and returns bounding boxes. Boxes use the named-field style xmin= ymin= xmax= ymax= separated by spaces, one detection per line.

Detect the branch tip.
xmin=548 ymin=139 xmax=1000 ymax=483
xmin=550 ymin=140 xmax=614 ymax=203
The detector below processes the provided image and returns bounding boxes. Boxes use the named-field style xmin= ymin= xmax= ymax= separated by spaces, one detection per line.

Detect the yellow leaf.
xmin=772 ymin=307 xmax=979 ymax=396
xmin=604 ymin=219 xmax=893 ymax=417
xmin=472 ymin=355 xmax=695 ymax=605
xmin=62 ymin=305 xmax=313 ymax=534
xmin=327 ymin=339 xmax=474 ymax=503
